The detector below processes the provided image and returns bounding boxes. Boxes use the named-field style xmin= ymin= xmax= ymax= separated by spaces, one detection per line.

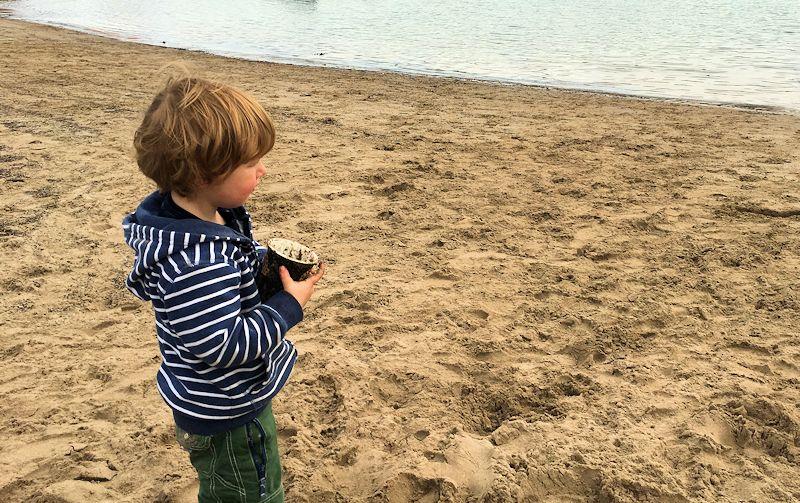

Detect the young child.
xmin=122 ymin=73 xmax=325 ymax=503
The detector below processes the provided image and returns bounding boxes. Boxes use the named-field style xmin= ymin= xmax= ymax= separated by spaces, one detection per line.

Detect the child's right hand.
xmin=279 ymin=263 xmax=326 ymax=309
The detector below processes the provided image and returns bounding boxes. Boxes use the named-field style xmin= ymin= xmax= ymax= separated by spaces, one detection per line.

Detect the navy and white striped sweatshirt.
xmin=122 ymin=190 xmax=302 ymax=435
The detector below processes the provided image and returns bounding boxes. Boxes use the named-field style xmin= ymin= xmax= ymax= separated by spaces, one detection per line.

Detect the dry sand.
xmin=1 ymin=17 xmax=799 ymax=503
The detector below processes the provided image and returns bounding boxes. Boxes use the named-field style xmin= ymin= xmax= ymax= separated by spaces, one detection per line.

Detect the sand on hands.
xmin=1 ymin=18 xmax=799 ymax=503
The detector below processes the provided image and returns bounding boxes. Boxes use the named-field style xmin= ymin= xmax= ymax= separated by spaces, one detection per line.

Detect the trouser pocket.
xmin=176 ymin=427 xmax=212 ymax=453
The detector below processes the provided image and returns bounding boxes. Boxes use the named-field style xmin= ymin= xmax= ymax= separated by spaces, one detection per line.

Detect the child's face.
xmin=206 ymin=158 xmax=267 ymax=208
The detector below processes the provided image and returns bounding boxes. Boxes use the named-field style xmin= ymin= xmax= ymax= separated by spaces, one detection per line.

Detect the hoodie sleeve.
xmin=161 ymin=260 xmax=303 ymax=368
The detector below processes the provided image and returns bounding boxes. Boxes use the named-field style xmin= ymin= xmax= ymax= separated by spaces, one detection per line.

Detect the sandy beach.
xmin=1 ymin=17 xmax=799 ymax=503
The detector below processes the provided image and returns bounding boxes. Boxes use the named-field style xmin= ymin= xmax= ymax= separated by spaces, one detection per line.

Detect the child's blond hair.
xmin=134 ymin=74 xmax=275 ymax=196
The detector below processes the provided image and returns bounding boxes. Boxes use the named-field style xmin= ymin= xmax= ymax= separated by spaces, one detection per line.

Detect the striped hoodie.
xmin=121 ymin=190 xmax=302 ymax=435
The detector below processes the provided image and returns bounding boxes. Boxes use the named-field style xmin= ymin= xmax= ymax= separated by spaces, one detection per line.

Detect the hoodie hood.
xmin=121 ymin=190 xmax=255 ymax=302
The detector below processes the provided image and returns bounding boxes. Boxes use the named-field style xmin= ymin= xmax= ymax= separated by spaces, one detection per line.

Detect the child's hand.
xmin=279 ymin=263 xmax=326 ymax=309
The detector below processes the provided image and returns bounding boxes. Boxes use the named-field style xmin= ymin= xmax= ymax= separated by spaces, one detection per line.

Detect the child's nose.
xmin=256 ymin=162 xmax=266 ymax=178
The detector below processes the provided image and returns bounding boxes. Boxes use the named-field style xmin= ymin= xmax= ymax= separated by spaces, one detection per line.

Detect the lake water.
xmin=3 ymin=0 xmax=799 ymax=110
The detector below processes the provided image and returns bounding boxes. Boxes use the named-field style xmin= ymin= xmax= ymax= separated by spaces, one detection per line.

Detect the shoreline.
xmin=1 ymin=15 xmax=799 ymax=503
xmin=2 ymin=15 xmax=796 ymax=116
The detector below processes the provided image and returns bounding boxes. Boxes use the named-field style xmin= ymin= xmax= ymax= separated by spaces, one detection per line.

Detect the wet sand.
xmin=1 ymin=17 xmax=799 ymax=503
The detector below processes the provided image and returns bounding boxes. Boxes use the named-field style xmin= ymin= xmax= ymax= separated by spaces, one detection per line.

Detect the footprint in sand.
xmin=81 ymin=319 xmax=120 ymax=335
xmin=88 ymin=221 xmax=114 ymax=233
xmin=282 ymin=374 xmax=343 ymax=448
xmin=91 ymin=320 xmax=118 ymax=331
xmin=375 ymin=473 xmax=456 ymax=502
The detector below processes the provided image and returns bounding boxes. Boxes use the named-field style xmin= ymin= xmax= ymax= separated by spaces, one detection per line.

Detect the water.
xmin=3 ymin=0 xmax=799 ymax=109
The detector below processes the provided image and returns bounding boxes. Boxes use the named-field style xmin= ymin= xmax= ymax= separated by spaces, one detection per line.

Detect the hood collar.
xmin=128 ymin=190 xmax=252 ymax=241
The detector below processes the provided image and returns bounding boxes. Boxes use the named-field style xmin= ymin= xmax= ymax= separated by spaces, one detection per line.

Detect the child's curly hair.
xmin=134 ymin=67 xmax=275 ymax=196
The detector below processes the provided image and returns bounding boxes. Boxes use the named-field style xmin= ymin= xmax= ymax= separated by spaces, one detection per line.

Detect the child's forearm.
xmin=161 ymin=263 xmax=303 ymax=368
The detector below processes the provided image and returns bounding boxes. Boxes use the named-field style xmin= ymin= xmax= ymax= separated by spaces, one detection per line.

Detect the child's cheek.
xmin=238 ymin=181 xmax=257 ymax=201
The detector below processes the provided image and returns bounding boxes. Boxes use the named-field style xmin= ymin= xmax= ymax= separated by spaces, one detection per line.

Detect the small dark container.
xmin=256 ymin=238 xmax=320 ymax=302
